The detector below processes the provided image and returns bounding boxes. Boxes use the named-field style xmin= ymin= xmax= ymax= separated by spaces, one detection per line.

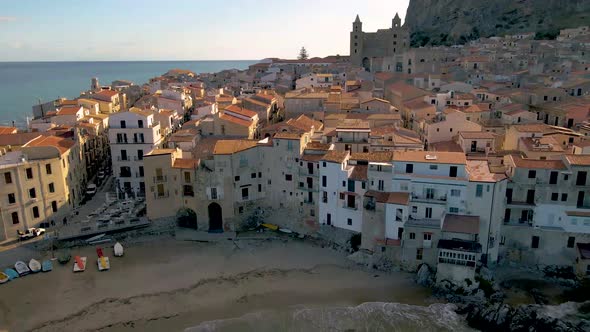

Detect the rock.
xmin=406 ymin=0 xmax=590 ymax=46
xmin=346 ymin=250 xmax=371 ymax=266
xmin=489 ymin=291 xmax=505 ymax=303
xmin=415 ymin=264 xmax=434 ymax=287
xmin=530 ymin=288 xmax=548 ymax=305
xmin=479 ymin=266 xmax=494 ymax=282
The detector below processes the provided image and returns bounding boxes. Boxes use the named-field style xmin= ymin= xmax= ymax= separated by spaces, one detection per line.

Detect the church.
xmin=349 ymin=13 xmax=410 ymax=72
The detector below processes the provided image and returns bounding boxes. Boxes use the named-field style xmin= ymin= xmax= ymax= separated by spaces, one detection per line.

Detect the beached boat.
xmin=96 ymin=247 xmax=110 ymax=271
xmin=4 ymin=269 xmax=18 ymax=280
xmin=73 ymin=256 xmax=87 ymax=272
xmin=0 ymin=272 xmax=9 ymax=284
xmin=42 ymin=260 xmax=53 ymax=272
xmin=261 ymin=223 xmax=279 ymax=231
xmin=29 ymin=259 xmax=41 ymax=273
xmin=58 ymin=252 xmax=71 ymax=265
xmin=15 ymin=261 xmax=30 ymax=276
xmin=113 ymin=242 xmax=124 ymax=257
xmin=278 ymin=228 xmax=293 ymax=234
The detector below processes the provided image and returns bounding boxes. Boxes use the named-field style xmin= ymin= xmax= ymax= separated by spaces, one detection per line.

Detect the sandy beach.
xmin=0 ymin=237 xmax=437 ymax=332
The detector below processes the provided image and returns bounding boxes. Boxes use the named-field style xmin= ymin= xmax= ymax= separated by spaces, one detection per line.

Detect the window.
xmin=46 ymin=164 xmax=52 ymax=175
xmin=49 ymin=182 xmax=55 ymax=193
xmin=139 ymin=166 xmax=144 ymax=177
xmin=242 ymin=187 xmax=249 ymax=200
xmin=184 ymin=172 xmax=191 ymax=183
xmin=449 ymin=207 xmax=459 ymax=213
xmin=416 ymin=248 xmax=423 ymax=260
xmin=412 ymin=206 xmax=418 ymax=213
xmin=347 ymin=218 xmax=352 ymax=226
xmin=531 ymin=236 xmax=540 ymax=249
xmin=120 ymin=149 xmax=127 ymax=161
xmin=405 ymin=164 xmax=414 ymax=173
xmin=8 ymin=193 xmax=16 ymax=204
xmin=234 ymin=176 xmax=240 ymax=182
xmin=322 ymin=162 xmax=326 ymax=167
xmin=210 ymin=187 xmax=218 ymax=200
xmin=576 ymin=171 xmax=587 ymax=186
xmin=426 ymin=188 xmax=435 ymax=199
xmin=285 ymin=174 xmax=292 ymax=181
xmin=11 ymin=212 xmax=19 ymax=224
xmin=4 ymin=172 xmax=12 ymax=184
xmin=425 ymin=207 xmax=432 ymax=219
xmin=476 ymin=184 xmax=483 ymax=197
xmin=120 ymin=120 xmax=126 ymax=128
xmin=567 ymin=237 xmax=575 ymax=248
xmin=137 ymin=150 xmax=143 ymax=160
xmin=451 ymin=189 xmax=460 ymax=197
xmin=409 ymin=232 xmax=416 ymax=240
xmin=378 ymin=180 xmax=384 ymax=191
xmin=362 ymin=182 xmax=366 ymax=189
xmin=32 ymin=206 xmax=39 ymax=219
xmin=561 ymin=193 xmax=568 ymax=202
xmin=52 ymin=200 xmax=58 ymax=212
xmin=429 ymin=165 xmax=438 ymax=170
xmin=342 ymin=181 xmax=346 ymax=188
xmin=258 ymin=184 xmax=262 ymax=192
xmin=528 ymin=170 xmax=536 ymax=179
xmin=449 ymin=166 xmax=458 ymax=178
xmin=238 ymin=206 xmax=244 ymax=214
xmin=26 ymin=168 xmax=33 ymax=179
xmin=551 ymin=193 xmax=558 ymax=201
xmin=549 ymin=171 xmax=558 ymax=184
xmin=424 ymin=233 xmax=432 ymax=240
xmin=251 ymin=173 xmax=256 ymax=179
xmin=29 ymin=188 xmax=36 ymax=198
xmin=138 ymin=120 xmax=144 ymax=128
xmin=322 ymin=176 xmax=327 ymax=187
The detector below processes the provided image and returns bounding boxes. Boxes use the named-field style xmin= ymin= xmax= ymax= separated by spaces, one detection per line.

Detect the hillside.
xmin=404 ymin=0 xmax=590 ymax=46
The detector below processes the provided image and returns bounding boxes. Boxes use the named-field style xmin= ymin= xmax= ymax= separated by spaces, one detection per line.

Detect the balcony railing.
xmin=153 ymin=175 xmax=167 ymax=183
xmin=411 ymin=194 xmax=447 ymax=204
xmin=423 ymin=239 xmax=432 ymax=248
xmin=117 ymin=156 xmax=130 ymax=161
xmin=342 ymin=202 xmax=359 ymax=210
xmin=134 ymin=156 xmax=143 ymax=161
xmin=298 ymin=168 xmax=318 ymax=177
xmin=119 ymin=173 xmax=132 ymax=178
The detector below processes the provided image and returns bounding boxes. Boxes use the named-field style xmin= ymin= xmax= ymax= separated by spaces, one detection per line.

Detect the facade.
xmin=108 ymin=109 xmax=163 ymax=198
xmin=350 ymin=14 xmax=410 ymax=72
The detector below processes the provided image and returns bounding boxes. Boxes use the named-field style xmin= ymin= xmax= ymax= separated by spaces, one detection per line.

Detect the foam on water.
xmin=185 ymin=302 xmax=474 ymax=332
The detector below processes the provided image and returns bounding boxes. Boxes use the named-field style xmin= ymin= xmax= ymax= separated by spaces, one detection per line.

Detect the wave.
xmin=185 ymin=302 xmax=474 ymax=332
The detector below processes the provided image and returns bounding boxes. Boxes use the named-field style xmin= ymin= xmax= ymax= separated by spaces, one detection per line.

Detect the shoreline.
xmin=0 ymin=237 xmax=438 ymax=332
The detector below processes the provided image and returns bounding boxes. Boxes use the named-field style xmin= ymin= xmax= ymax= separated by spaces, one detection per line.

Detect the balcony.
xmin=303 ymin=199 xmax=314 ymax=205
xmin=134 ymin=156 xmax=144 ymax=161
xmin=298 ymin=183 xmax=315 ymax=191
xmin=411 ymin=194 xmax=447 ymax=204
xmin=135 ymin=172 xmax=144 ymax=178
xmin=298 ymin=168 xmax=318 ymax=177
xmin=506 ymin=199 xmax=535 ymax=207
xmin=119 ymin=172 xmax=132 ymax=178
xmin=342 ymin=202 xmax=359 ymax=210
xmin=423 ymin=239 xmax=432 ymax=248
xmin=154 ymin=191 xmax=169 ymax=199
xmin=117 ymin=156 xmax=130 ymax=161
xmin=153 ymin=175 xmax=167 ymax=183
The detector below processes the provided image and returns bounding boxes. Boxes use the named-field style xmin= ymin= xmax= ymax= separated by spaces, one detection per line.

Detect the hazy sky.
xmin=0 ymin=0 xmax=409 ymax=61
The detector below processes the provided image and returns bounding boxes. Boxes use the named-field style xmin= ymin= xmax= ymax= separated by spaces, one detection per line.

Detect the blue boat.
xmin=3 ymin=269 xmax=18 ymax=280
xmin=41 ymin=260 xmax=53 ymax=272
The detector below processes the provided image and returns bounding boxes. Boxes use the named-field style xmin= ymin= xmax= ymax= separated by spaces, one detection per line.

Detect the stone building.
xmin=349 ymin=14 xmax=410 ymax=72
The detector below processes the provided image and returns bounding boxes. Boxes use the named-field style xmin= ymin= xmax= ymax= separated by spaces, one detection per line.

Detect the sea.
xmin=185 ymin=302 xmax=474 ymax=332
xmin=0 ymin=61 xmax=256 ymax=126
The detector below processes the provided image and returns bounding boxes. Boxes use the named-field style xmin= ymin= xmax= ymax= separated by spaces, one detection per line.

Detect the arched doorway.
xmin=176 ymin=208 xmax=197 ymax=229
xmin=362 ymin=57 xmax=371 ymax=72
xmin=208 ymin=203 xmax=223 ymax=233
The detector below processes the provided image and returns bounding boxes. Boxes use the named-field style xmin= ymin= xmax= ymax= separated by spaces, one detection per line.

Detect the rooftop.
xmin=23 ymin=135 xmax=75 ymax=155
xmin=322 ymin=150 xmax=349 ymax=163
xmin=365 ymin=190 xmax=410 ymax=205
xmin=442 ymin=214 xmax=480 ymax=234
xmin=437 ymin=239 xmax=482 ymax=253
xmin=213 ymin=140 xmax=258 ymax=155
xmin=393 ymin=151 xmax=466 ymax=165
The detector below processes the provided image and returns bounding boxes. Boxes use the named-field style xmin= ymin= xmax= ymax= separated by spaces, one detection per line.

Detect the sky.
xmin=0 ymin=0 xmax=409 ymax=61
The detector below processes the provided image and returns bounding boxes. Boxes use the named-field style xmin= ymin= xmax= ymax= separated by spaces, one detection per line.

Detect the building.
xmin=108 ymin=108 xmax=164 ymax=198
xmin=350 ymin=14 xmax=410 ymax=72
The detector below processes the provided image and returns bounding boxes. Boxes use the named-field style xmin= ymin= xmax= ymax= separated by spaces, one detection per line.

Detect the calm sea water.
xmin=0 ymin=61 xmax=256 ymax=126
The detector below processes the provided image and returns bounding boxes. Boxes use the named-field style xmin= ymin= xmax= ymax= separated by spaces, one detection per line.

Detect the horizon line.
xmin=0 ymin=59 xmax=262 ymax=63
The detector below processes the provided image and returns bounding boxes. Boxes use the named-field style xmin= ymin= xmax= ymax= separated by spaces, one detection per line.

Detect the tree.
xmin=298 ymin=47 xmax=309 ymax=60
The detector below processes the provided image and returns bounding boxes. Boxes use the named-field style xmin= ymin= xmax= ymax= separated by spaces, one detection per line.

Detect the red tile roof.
xmin=443 ymin=214 xmax=480 ymax=234
xmin=23 ymin=135 xmax=75 ymax=155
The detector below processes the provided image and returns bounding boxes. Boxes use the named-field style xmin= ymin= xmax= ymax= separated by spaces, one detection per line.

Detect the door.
xmin=449 ymin=166 xmax=458 ymax=178
xmin=327 ymin=213 xmax=331 ymax=225
xmin=506 ymin=188 xmax=513 ymax=204
xmin=307 ymin=177 xmax=313 ymax=189
xmin=471 ymin=141 xmax=477 ymax=152
xmin=397 ymin=227 xmax=404 ymax=239
xmin=504 ymin=209 xmax=511 ymax=223
xmin=307 ymin=192 xmax=313 ymax=204
xmin=307 ymin=162 xmax=313 ymax=175
xmin=520 ymin=210 xmax=529 ymax=223
xmin=578 ymin=191 xmax=585 ymax=208
xmin=526 ymin=190 xmax=535 ymax=204
xmin=208 ymin=203 xmax=223 ymax=233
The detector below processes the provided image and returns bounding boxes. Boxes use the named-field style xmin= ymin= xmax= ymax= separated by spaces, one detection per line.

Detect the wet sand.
xmin=0 ymin=238 xmax=434 ymax=332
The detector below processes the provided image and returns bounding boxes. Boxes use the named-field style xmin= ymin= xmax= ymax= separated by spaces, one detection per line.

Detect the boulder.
xmin=416 ymin=264 xmax=434 ymax=287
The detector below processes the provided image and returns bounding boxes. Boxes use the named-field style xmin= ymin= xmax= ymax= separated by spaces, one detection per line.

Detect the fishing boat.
xmin=113 ymin=242 xmax=124 ymax=257
xmin=73 ymin=256 xmax=87 ymax=272
xmin=278 ymin=228 xmax=293 ymax=234
xmin=14 ymin=261 xmax=30 ymax=276
xmin=4 ymin=269 xmax=18 ymax=280
xmin=42 ymin=260 xmax=53 ymax=272
xmin=29 ymin=259 xmax=41 ymax=273
xmin=0 ymin=272 xmax=8 ymax=284
xmin=96 ymin=247 xmax=110 ymax=271
xmin=58 ymin=252 xmax=71 ymax=265
xmin=261 ymin=223 xmax=279 ymax=231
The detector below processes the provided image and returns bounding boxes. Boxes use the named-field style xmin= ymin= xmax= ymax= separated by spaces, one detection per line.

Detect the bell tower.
xmin=392 ymin=12 xmax=401 ymax=28
xmin=350 ymin=15 xmax=364 ymax=66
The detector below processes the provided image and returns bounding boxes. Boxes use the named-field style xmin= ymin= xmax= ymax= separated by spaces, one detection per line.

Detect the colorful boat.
xmin=29 ymin=259 xmax=41 ymax=273
xmin=0 ymin=272 xmax=8 ymax=284
xmin=15 ymin=261 xmax=30 ymax=276
xmin=96 ymin=247 xmax=110 ymax=271
xmin=4 ymin=269 xmax=18 ymax=280
xmin=73 ymin=256 xmax=87 ymax=272
xmin=261 ymin=223 xmax=279 ymax=231
xmin=42 ymin=260 xmax=53 ymax=272
xmin=113 ymin=242 xmax=124 ymax=257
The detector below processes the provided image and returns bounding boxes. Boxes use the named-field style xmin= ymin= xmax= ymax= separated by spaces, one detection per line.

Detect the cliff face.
xmin=404 ymin=0 xmax=590 ymax=46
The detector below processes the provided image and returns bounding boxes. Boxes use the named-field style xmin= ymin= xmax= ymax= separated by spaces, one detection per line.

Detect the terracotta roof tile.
xmin=393 ymin=151 xmax=466 ymax=164
xmin=565 ymin=154 xmax=590 ymax=166
xmin=322 ymin=150 xmax=349 ymax=163
xmin=349 ymin=165 xmax=368 ymax=181
xmin=173 ymin=158 xmax=200 ymax=169
xmin=365 ymin=190 xmax=410 ymax=205
xmin=443 ymin=214 xmax=480 ymax=234
xmin=213 ymin=140 xmax=258 ymax=155
xmin=508 ymin=154 xmax=566 ymax=169
xmin=23 ymin=135 xmax=75 ymax=155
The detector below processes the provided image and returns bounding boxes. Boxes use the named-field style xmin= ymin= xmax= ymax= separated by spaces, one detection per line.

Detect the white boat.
xmin=28 ymin=259 xmax=41 ymax=273
xmin=113 ymin=242 xmax=124 ymax=257
xmin=14 ymin=261 xmax=30 ymax=276
xmin=73 ymin=256 xmax=87 ymax=272
xmin=86 ymin=233 xmax=105 ymax=243
xmin=0 ymin=272 xmax=9 ymax=284
xmin=97 ymin=256 xmax=110 ymax=271
xmin=278 ymin=228 xmax=293 ymax=234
